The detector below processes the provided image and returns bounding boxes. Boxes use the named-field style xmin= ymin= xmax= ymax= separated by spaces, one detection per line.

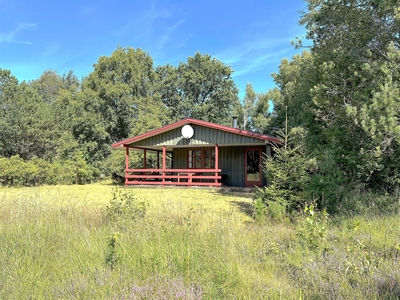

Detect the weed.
xmin=105 ymin=232 xmax=120 ymax=270
xmin=106 ymin=188 xmax=148 ymax=225
xmin=296 ymin=205 xmax=329 ymax=251
xmin=345 ymin=238 xmax=381 ymax=276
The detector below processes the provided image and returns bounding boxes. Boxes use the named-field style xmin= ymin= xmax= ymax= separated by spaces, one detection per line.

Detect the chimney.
xmin=232 ymin=116 xmax=238 ymax=128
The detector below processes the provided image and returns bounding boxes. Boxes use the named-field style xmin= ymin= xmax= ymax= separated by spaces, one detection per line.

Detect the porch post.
xmin=215 ymin=144 xmax=219 ymax=185
xmin=215 ymin=144 xmax=219 ymax=169
xmin=162 ymin=145 xmax=166 ymax=185
xmin=125 ymin=146 xmax=129 ymax=186
xmin=143 ymin=149 xmax=147 ymax=169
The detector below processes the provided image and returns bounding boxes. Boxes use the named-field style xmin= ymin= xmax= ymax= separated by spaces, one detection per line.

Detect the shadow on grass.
xmin=213 ymin=187 xmax=256 ymax=218
xmin=229 ymin=200 xmax=254 ymax=218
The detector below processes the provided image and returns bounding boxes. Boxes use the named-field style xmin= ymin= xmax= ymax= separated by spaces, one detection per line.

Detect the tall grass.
xmin=0 ymin=185 xmax=399 ymax=299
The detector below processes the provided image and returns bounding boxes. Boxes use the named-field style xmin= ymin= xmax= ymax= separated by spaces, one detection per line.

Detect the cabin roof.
xmin=112 ymin=118 xmax=280 ymax=148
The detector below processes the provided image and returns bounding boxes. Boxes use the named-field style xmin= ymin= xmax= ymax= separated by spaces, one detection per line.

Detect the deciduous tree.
xmin=158 ymin=52 xmax=240 ymax=125
xmin=84 ymin=46 xmax=169 ymax=143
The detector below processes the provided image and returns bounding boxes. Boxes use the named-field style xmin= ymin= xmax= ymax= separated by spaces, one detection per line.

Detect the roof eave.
xmin=111 ymin=118 xmax=281 ymax=148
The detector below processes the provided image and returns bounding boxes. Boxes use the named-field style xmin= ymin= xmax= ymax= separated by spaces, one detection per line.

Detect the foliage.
xmin=252 ymin=197 xmax=269 ymax=221
xmin=156 ymin=52 xmax=240 ymax=125
xmin=262 ymin=0 xmax=400 ymax=207
xmin=0 ymin=155 xmax=98 ymax=186
xmin=105 ymin=233 xmax=120 ymax=270
xmin=102 ymin=150 xmax=126 ymax=183
xmin=62 ymin=153 xmax=100 ymax=184
xmin=296 ymin=205 xmax=329 ymax=251
xmin=345 ymin=238 xmax=381 ymax=276
xmin=30 ymin=69 xmax=65 ymax=103
xmin=83 ymin=46 xmax=169 ymax=143
xmin=242 ymin=83 xmax=257 ymax=130
xmin=254 ymin=127 xmax=311 ymax=216
xmin=252 ymin=197 xmax=287 ymax=223
xmin=0 ymin=70 xmax=54 ymax=160
xmin=106 ymin=189 xmax=148 ymax=225
xmin=304 ymin=0 xmax=400 ymax=190
xmin=250 ymin=90 xmax=274 ymax=133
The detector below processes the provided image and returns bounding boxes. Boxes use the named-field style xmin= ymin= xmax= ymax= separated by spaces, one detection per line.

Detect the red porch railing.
xmin=125 ymin=168 xmax=222 ymax=187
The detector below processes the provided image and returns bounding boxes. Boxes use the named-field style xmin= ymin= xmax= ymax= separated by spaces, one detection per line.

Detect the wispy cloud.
xmin=0 ymin=23 xmax=37 ymax=45
xmin=143 ymin=2 xmax=173 ymax=31
xmin=217 ymin=37 xmax=294 ymax=77
xmin=157 ymin=18 xmax=185 ymax=49
xmin=116 ymin=2 xmax=174 ymax=40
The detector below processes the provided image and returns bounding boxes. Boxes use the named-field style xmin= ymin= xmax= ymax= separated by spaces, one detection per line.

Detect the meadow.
xmin=0 ymin=183 xmax=399 ymax=299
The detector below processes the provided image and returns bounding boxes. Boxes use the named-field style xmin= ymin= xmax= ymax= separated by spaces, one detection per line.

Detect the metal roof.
xmin=112 ymin=118 xmax=281 ymax=148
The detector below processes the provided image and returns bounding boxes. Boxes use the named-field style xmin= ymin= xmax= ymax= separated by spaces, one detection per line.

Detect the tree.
xmin=155 ymin=64 xmax=181 ymax=122
xmin=298 ymin=0 xmax=400 ymax=189
xmin=84 ymin=47 xmax=169 ymax=143
xmin=29 ymin=70 xmax=82 ymax=161
xmin=158 ymin=52 xmax=240 ymax=125
xmin=266 ymin=1 xmax=400 ymax=195
xmin=30 ymin=70 xmax=64 ymax=103
xmin=251 ymin=90 xmax=274 ymax=134
xmin=253 ymin=118 xmax=311 ymax=216
xmin=61 ymin=70 xmax=80 ymax=94
xmin=0 ymin=69 xmax=21 ymax=158
xmin=0 ymin=69 xmax=57 ymax=160
xmin=243 ymin=83 xmax=256 ymax=130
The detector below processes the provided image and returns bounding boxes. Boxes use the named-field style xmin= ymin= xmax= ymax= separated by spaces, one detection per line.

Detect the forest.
xmin=1 ymin=0 xmax=400 ymax=212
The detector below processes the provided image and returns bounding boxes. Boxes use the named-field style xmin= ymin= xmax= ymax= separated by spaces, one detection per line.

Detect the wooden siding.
xmin=129 ymin=124 xmax=266 ymax=147
xmin=219 ymin=146 xmax=245 ymax=186
xmin=173 ymin=148 xmax=187 ymax=169
xmin=172 ymin=145 xmax=271 ymax=187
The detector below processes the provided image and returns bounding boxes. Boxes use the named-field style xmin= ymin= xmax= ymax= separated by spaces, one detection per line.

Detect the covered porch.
xmin=112 ymin=118 xmax=280 ymax=187
xmin=123 ymin=144 xmax=222 ymax=187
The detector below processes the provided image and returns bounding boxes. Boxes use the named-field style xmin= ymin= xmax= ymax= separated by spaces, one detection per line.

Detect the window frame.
xmin=187 ymin=148 xmax=215 ymax=169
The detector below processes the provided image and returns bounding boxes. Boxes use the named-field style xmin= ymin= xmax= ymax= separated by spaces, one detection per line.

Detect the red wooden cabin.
xmin=112 ymin=118 xmax=280 ymax=187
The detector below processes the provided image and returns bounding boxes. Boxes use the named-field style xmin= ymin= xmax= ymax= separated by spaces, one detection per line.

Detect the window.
xmin=188 ymin=148 xmax=215 ymax=169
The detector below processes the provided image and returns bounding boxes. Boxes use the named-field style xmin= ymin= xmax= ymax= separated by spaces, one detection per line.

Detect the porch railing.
xmin=125 ymin=168 xmax=222 ymax=187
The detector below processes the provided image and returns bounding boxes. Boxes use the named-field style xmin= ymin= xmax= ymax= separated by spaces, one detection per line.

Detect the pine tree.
xmin=254 ymin=109 xmax=311 ymax=216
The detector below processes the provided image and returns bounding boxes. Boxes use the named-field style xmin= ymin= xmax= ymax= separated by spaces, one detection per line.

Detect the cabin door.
xmin=244 ymin=148 xmax=262 ymax=187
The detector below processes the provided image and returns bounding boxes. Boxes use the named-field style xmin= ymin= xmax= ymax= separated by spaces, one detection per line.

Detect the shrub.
xmin=0 ymin=155 xmax=99 ymax=186
xmin=296 ymin=205 xmax=329 ymax=251
xmin=105 ymin=188 xmax=148 ymax=225
xmin=105 ymin=233 xmax=120 ymax=270
xmin=253 ymin=127 xmax=311 ymax=219
xmin=0 ymin=155 xmax=26 ymax=186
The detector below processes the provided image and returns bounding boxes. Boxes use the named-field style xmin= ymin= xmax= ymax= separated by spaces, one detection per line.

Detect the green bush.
xmin=296 ymin=205 xmax=329 ymax=251
xmin=0 ymin=155 xmax=99 ymax=186
xmin=0 ymin=155 xmax=26 ymax=186
xmin=106 ymin=188 xmax=148 ymax=225
xmin=253 ymin=128 xmax=311 ymax=219
xmin=62 ymin=155 xmax=99 ymax=185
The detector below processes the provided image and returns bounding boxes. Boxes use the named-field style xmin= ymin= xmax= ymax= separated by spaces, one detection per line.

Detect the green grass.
xmin=0 ymin=183 xmax=399 ymax=299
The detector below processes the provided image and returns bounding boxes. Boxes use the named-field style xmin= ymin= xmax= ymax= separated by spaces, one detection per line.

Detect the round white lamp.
xmin=181 ymin=125 xmax=194 ymax=139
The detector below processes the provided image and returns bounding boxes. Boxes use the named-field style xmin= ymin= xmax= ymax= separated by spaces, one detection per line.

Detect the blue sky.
xmin=0 ymin=0 xmax=307 ymax=98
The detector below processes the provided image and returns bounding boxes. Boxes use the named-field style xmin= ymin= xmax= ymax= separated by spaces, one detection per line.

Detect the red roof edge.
xmin=112 ymin=118 xmax=281 ymax=148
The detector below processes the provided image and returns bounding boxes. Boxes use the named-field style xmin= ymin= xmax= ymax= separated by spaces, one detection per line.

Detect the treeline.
xmin=1 ymin=0 xmax=399 ymax=212
xmin=0 ymin=50 xmax=242 ymax=185
xmin=252 ymin=0 xmax=400 ymax=212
